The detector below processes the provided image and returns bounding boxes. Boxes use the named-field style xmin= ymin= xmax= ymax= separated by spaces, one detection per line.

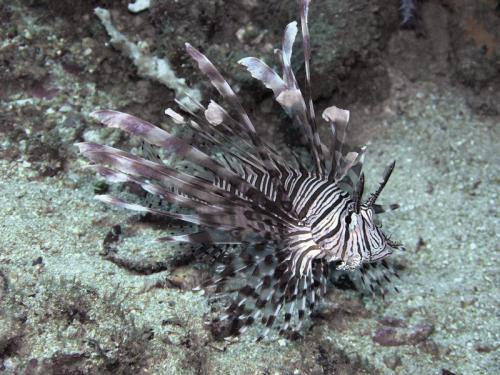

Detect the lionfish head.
xmin=331 ymin=161 xmax=404 ymax=271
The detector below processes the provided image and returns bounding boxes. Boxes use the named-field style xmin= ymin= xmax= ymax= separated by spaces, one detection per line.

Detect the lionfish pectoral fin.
xmin=155 ymin=231 xmax=243 ymax=245
xmin=206 ymin=243 xmax=328 ymax=339
xmin=351 ymin=259 xmax=401 ymax=296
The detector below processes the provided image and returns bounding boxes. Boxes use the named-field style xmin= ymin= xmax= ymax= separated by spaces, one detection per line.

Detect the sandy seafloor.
xmin=1 ymin=1 xmax=499 ymax=374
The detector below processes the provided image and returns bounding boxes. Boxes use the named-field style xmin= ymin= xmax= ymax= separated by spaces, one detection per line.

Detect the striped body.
xmin=79 ymin=0 xmax=403 ymax=339
xmin=216 ymin=164 xmax=392 ymax=276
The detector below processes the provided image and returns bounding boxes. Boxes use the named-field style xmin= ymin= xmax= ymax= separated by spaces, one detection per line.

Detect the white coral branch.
xmin=94 ymin=7 xmax=201 ymax=111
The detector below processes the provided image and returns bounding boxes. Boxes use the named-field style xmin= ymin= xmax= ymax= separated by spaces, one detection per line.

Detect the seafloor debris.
xmin=400 ymin=0 xmax=418 ymax=27
xmin=372 ymin=321 xmax=434 ymax=346
xmin=0 ymin=271 xmax=8 ymax=304
xmin=128 ymin=0 xmax=151 ymax=14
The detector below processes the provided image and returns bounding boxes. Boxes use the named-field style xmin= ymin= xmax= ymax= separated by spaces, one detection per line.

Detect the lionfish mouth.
xmin=79 ymin=0 xmax=405 ymax=339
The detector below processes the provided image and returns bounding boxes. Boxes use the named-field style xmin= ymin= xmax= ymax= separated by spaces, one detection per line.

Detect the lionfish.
xmin=78 ymin=0 xmax=404 ymax=339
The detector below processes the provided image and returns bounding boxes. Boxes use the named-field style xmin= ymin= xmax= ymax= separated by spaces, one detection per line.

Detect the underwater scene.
xmin=0 ymin=0 xmax=498 ymax=374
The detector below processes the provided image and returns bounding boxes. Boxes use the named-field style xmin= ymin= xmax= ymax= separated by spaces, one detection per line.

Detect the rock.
xmin=377 ymin=316 xmax=407 ymax=328
xmin=373 ymin=326 xmax=405 ymax=346
xmin=407 ymin=323 xmax=434 ymax=344
xmin=373 ymin=321 xmax=434 ymax=347
xmin=383 ymin=354 xmax=402 ymax=370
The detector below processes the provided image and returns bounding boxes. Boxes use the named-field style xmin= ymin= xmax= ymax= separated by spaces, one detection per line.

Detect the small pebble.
xmin=378 ymin=316 xmax=407 ymax=328
xmin=373 ymin=327 xmax=404 ymax=346
xmin=408 ymin=323 xmax=434 ymax=344
xmin=383 ymin=354 xmax=402 ymax=370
